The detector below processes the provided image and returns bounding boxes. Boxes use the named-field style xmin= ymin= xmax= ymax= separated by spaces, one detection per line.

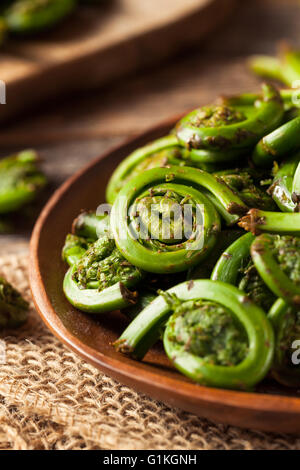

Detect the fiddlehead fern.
xmin=292 ymin=160 xmax=300 ymax=207
xmin=106 ymin=136 xmax=187 ymax=204
xmin=251 ymin=235 xmax=300 ymax=307
xmin=252 ymin=117 xmax=300 ymax=168
xmin=267 ymin=154 xmax=299 ymax=213
xmin=106 ymin=135 xmax=237 ymax=205
xmin=248 ymin=44 xmax=300 ymax=88
xmin=176 ymin=84 xmax=284 ymax=153
xmin=0 ymin=149 xmax=47 ymax=214
xmin=211 ymin=232 xmax=255 ymax=284
xmin=3 ymin=0 xmax=76 ymax=33
xmin=186 ymin=229 xmax=243 ymax=280
xmin=62 ymin=80 xmax=300 ymax=392
xmin=268 ymin=299 xmax=300 ymax=387
xmin=0 ymin=277 xmax=29 ymax=329
xmin=239 ymin=209 xmax=300 ymax=235
xmin=115 ymin=280 xmax=274 ymax=389
xmin=211 ymin=232 xmax=276 ymax=311
xmin=214 ymin=168 xmax=276 ymax=211
xmin=63 ymin=235 xmax=143 ymax=314
xmin=237 ymin=260 xmax=276 ymax=312
xmin=62 ymin=234 xmax=92 ymax=267
xmin=110 ymin=165 xmax=250 ymax=274
xmin=72 ymin=210 xmax=111 ymax=240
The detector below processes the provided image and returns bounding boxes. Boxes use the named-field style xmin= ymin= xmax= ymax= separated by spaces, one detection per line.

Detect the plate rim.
xmin=29 ymin=118 xmax=300 ymax=433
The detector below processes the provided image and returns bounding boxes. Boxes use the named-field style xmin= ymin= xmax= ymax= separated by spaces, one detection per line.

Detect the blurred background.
xmin=0 ymin=0 xmax=299 ymax=252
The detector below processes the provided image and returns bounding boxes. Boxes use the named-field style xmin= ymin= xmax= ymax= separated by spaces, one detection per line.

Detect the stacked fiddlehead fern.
xmin=62 ymin=81 xmax=300 ymax=390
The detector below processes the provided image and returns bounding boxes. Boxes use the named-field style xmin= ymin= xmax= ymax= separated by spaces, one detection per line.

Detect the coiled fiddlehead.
xmin=110 ymin=166 xmax=249 ymax=274
xmin=0 ymin=277 xmax=29 ymax=329
xmin=0 ymin=149 xmax=47 ymax=214
xmin=115 ymin=280 xmax=274 ymax=390
xmin=106 ymin=135 xmax=237 ymax=205
xmin=63 ymin=234 xmax=143 ymax=314
xmin=251 ymin=235 xmax=300 ymax=307
xmin=175 ymin=84 xmax=284 ymax=153
xmin=106 ymin=136 xmax=187 ymax=204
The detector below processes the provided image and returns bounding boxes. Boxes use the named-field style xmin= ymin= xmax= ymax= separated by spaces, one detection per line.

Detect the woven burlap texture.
xmin=0 ymin=252 xmax=299 ymax=450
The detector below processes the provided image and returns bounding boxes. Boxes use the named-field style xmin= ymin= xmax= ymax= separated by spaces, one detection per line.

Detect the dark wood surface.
xmin=0 ymin=0 xmax=299 ymax=254
xmin=1 ymin=0 xmax=237 ymax=122
xmin=30 ymin=120 xmax=300 ymax=434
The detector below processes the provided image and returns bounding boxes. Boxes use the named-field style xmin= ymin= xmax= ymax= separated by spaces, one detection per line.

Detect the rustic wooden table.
xmin=0 ymin=0 xmax=299 ymax=254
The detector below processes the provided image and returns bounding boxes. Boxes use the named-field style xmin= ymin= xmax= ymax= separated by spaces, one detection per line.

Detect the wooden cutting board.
xmin=0 ymin=0 xmax=237 ymax=123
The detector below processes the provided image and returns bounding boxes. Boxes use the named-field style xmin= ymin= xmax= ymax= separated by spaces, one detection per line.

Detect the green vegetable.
xmin=123 ymin=288 xmax=157 ymax=321
xmin=63 ymin=235 xmax=143 ymax=313
xmin=212 ymin=232 xmax=255 ymax=284
xmin=252 ymin=117 xmax=300 ymax=168
xmin=248 ymin=45 xmax=300 ymax=87
xmin=111 ymin=166 xmax=242 ymax=274
xmin=106 ymin=136 xmax=187 ymax=204
xmin=62 ymin=233 xmax=92 ymax=266
xmin=214 ymin=168 xmax=276 ymax=211
xmin=0 ymin=277 xmax=29 ymax=329
xmin=72 ymin=210 xmax=110 ymax=240
xmin=4 ymin=0 xmax=76 ymax=33
xmin=268 ymin=154 xmax=299 ymax=212
xmin=176 ymin=84 xmax=284 ymax=152
xmin=239 ymin=209 xmax=300 ymax=235
xmin=187 ymin=229 xmax=243 ymax=280
xmin=268 ymin=299 xmax=300 ymax=387
xmin=0 ymin=149 xmax=46 ymax=214
xmin=115 ymin=280 xmax=274 ymax=390
xmin=211 ymin=232 xmax=275 ymax=311
xmin=106 ymin=134 xmax=238 ymax=205
xmin=238 ymin=259 xmax=276 ymax=312
xmin=251 ymin=234 xmax=300 ymax=307
xmin=62 ymin=82 xmax=300 ymax=391
xmin=292 ymin=160 xmax=300 ymax=206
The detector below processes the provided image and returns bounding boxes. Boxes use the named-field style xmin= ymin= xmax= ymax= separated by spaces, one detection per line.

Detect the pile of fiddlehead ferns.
xmin=62 ymin=82 xmax=300 ymax=391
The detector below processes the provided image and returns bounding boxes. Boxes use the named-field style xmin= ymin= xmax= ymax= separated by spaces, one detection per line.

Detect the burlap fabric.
xmin=0 ymin=252 xmax=299 ymax=450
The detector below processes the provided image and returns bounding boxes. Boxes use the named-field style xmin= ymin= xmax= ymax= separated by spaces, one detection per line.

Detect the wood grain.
xmin=0 ymin=0 xmax=237 ymax=122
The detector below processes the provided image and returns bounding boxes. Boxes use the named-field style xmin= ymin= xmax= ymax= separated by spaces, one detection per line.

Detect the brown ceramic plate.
xmin=30 ymin=118 xmax=300 ymax=434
